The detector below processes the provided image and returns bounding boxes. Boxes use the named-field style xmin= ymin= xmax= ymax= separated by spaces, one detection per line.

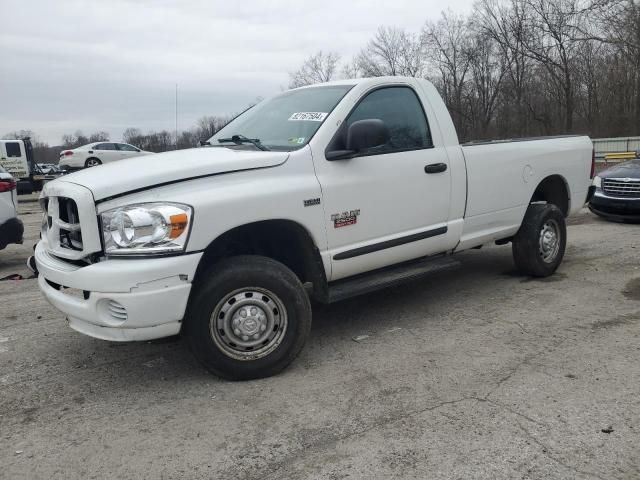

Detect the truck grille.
xmin=44 ymin=197 xmax=84 ymax=251
xmin=59 ymin=197 xmax=83 ymax=250
xmin=602 ymin=178 xmax=640 ymax=198
xmin=41 ymin=182 xmax=102 ymax=261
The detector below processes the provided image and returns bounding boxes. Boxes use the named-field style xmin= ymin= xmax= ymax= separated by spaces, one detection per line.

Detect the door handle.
xmin=424 ymin=163 xmax=447 ymax=174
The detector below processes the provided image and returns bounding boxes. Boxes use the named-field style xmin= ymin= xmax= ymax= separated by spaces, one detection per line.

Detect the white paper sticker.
xmin=288 ymin=112 xmax=328 ymax=122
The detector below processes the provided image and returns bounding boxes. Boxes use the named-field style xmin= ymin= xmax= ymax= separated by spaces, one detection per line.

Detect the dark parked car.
xmin=589 ymin=153 xmax=640 ymax=222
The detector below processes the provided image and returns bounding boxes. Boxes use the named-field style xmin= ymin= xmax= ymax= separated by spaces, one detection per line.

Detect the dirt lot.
xmin=1 ymin=196 xmax=639 ymax=479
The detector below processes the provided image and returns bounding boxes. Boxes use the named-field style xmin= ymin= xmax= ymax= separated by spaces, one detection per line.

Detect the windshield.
xmin=209 ymin=85 xmax=353 ymax=151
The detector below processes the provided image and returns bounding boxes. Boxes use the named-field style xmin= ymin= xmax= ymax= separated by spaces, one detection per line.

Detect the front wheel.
xmin=512 ymin=204 xmax=566 ymax=277
xmin=185 ymin=255 xmax=312 ymax=380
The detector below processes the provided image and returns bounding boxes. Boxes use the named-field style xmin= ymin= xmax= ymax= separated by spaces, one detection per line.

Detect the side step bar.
xmin=325 ymin=255 xmax=460 ymax=303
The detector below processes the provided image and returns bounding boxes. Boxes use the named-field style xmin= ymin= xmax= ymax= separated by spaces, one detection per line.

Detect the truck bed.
xmin=456 ymin=134 xmax=593 ymax=251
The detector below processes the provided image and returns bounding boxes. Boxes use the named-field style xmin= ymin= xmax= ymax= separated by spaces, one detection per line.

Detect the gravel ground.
xmin=0 ymin=195 xmax=639 ymax=479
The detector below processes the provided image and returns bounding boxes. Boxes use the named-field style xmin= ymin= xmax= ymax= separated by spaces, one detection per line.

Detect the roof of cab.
xmin=291 ymin=76 xmax=423 ymax=90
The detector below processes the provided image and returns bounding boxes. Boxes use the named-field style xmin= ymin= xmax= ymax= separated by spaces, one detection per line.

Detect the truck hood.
xmin=58 ymin=147 xmax=289 ymax=201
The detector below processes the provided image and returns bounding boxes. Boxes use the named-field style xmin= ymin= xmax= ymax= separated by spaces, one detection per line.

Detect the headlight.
xmin=593 ymin=175 xmax=602 ymax=189
xmin=101 ymin=202 xmax=192 ymax=256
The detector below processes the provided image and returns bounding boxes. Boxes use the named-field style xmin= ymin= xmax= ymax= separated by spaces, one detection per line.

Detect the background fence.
xmin=592 ymin=136 xmax=640 ymax=160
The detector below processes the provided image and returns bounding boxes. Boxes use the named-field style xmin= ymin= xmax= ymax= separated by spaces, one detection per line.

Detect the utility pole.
xmin=175 ymin=83 xmax=178 ymax=150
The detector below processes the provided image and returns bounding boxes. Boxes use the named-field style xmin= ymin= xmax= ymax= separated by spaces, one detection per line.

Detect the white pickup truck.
xmin=35 ymin=77 xmax=594 ymax=379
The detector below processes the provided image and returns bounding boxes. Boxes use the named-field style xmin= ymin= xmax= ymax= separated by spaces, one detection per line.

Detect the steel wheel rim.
xmin=209 ymin=287 xmax=288 ymax=360
xmin=539 ymin=219 xmax=560 ymax=263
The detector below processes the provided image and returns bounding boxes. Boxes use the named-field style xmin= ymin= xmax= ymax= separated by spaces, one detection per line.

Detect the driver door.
xmin=313 ymin=86 xmax=454 ymax=281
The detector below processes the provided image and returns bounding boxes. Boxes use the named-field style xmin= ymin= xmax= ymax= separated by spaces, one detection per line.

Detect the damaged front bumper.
xmin=35 ymin=240 xmax=202 ymax=341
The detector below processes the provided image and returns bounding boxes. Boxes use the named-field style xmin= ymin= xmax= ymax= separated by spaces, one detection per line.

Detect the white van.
xmin=0 ymin=138 xmax=45 ymax=193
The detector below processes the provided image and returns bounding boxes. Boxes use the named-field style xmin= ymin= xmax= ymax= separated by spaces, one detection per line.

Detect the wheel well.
xmin=194 ymin=220 xmax=327 ymax=300
xmin=530 ymin=175 xmax=569 ymax=216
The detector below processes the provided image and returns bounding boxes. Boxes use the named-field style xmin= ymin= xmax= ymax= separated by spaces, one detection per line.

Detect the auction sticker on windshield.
xmin=288 ymin=112 xmax=328 ymax=121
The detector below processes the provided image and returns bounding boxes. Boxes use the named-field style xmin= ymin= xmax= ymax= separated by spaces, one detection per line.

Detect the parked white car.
xmin=36 ymin=76 xmax=594 ymax=380
xmin=0 ymin=165 xmax=23 ymax=250
xmin=59 ymin=142 xmax=153 ymax=170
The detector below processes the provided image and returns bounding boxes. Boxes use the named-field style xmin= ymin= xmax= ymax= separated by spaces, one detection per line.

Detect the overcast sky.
xmin=1 ymin=0 xmax=472 ymax=145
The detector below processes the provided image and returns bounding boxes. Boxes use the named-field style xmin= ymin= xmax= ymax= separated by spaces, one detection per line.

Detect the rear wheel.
xmin=185 ymin=255 xmax=312 ymax=380
xmin=85 ymin=158 xmax=102 ymax=168
xmin=512 ymin=204 xmax=566 ymax=277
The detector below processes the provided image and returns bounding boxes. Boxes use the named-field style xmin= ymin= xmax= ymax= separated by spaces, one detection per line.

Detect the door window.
xmin=346 ymin=87 xmax=432 ymax=155
xmin=5 ymin=142 xmax=22 ymax=157
xmin=95 ymin=143 xmax=117 ymax=150
xmin=117 ymin=143 xmax=139 ymax=152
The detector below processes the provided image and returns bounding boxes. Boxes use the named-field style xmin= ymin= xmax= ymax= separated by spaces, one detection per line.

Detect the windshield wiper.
xmin=217 ymin=134 xmax=269 ymax=151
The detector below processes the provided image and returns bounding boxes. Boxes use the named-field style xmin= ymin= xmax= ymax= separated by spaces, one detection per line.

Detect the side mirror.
xmin=326 ymin=119 xmax=390 ymax=161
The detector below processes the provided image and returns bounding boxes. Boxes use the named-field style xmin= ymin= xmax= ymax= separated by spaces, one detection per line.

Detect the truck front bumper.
xmin=35 ymin=241 xmax=203 ymax=341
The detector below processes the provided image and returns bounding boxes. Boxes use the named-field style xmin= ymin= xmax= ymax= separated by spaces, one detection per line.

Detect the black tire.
xmin=85 ymin=158 xmax=102 ymax=168
xmin=185 ymin=255 xmax=312 ymax=380
xmin=512 ymin=204 xmax=566 ymax=277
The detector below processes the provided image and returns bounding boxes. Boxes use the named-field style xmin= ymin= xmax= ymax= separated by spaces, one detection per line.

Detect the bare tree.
xmin=196 ymin=115 xmax=230 ymax=140
xmin=288 ymin=51 xmax=341 ymax=88
xmin=177 ymin=129 xmax=200 ymax=150
xmin=466 ymin=31 xmax=507 ymax=138
xmin=478 ymin=0 xmax=534 ymax=135
xmin=600 ymin=0 xmax=640 ymax=127
xmin=88 ymin=131 xmax=110 ymax=143
xmin=61 ymin=130 xmax=108 ymax=147
xmin=356 ymin=26 xmax=425 ymax=77
xmin=122 ymin=128 xmax=143 ymax=145
xmin=575 ymin=39 xmax=605 ymax=132
xmin=423 ymin=11 xmax=473 ymax=137
xmin=3 ymin=129 xmax=37 ymax=140
xmin=519 ymin=0 xmax=599 ymax=132
xmin=341 ymin=58 xmax=362 ymax=79
xmin=62 ymin=130 xmax=89 ymax=148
